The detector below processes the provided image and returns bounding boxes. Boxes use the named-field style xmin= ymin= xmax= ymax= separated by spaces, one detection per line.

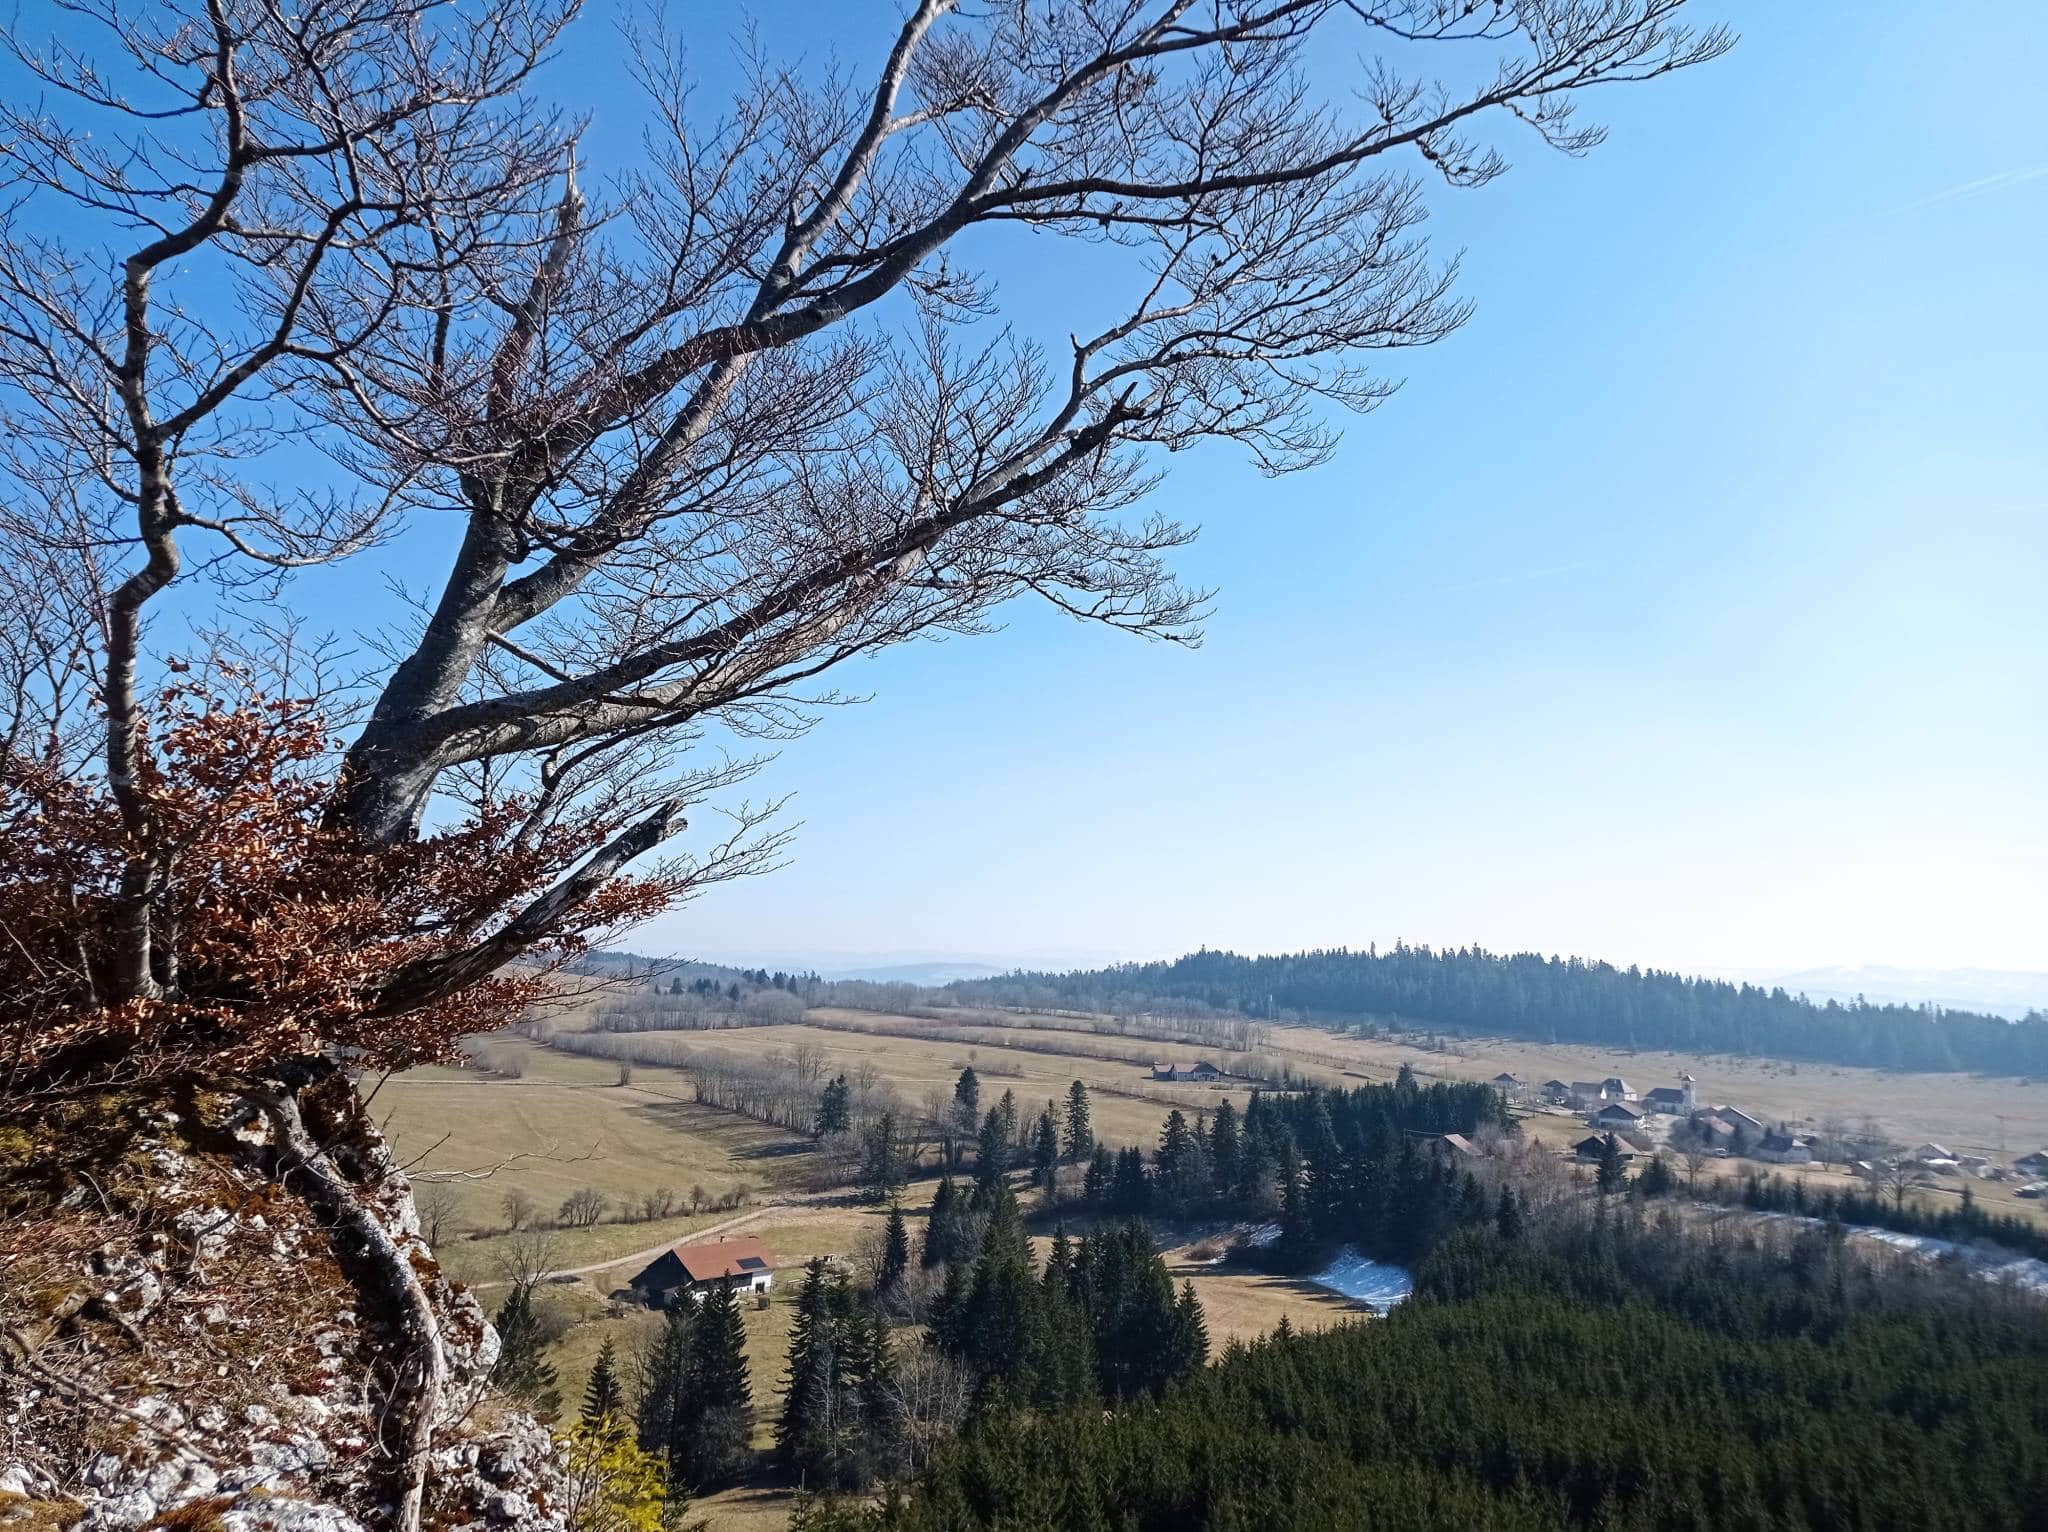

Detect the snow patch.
xmin=1309 ymin=1250 xmax=1413 ymax=1313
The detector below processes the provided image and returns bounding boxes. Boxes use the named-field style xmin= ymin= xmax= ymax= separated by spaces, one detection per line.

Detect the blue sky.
xmin=606 ymin=2 xmax=2047 ymax=978
xmin=40 ymin=1 xmax=2044 ymax=980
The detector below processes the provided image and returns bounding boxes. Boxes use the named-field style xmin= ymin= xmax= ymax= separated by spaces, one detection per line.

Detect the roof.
xmin=1569 ymin=1080 xmax=1605 ymax=1096
xmin=1601 ymin=1076 xmax=1631 ymax=1091
xmin=1758 ymin=1133 xmax=1802 ymax=1153
xmin=1644 ymin=1087 xmax=1686 ymax=1104
xmin=633 ymin=1236 xmax=778 ymax=1288
xmin=1574 ymin=1135 xmax=1635 ymax=1157
xmin=1439 ymin=1133 xmax=1481 ymax=1157
xmin=1543 ymin=1078 xmax=1570 ymax=1089
xmin=1593 ymin=1101 xmax=1642 ymax=1119
xmin=1491 ymin=1072 xmax=1521 ymax=1084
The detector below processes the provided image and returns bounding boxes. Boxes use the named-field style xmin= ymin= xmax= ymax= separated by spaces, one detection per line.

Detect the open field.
xmin=376 ymin=1039 xmax=825 ymax=1284
xmin=578 ymin=1016 xmax=1260 ymax=1149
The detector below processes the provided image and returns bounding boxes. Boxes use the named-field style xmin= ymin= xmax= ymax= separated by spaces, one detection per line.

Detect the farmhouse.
xmin=1755 ymin=1133 xmax=1814 ymax=1165
xmin=1590 ymin=1101 xmax=1643 ymax=1131
xmin=1567 ymin=1080 xmax=1608 ymax=1108
xmin=628 ymin=1235 xmax=779 ymax=1307
xmin=1541 ymin=1079 xmax=1572 ymax=1103
xmin=1601 ymin=1076 xmax=1636 ymax=1102
xmin=2016 ymin=1150 xmax=2048 ymax=1175
xmin=1911 ymin=1143 xmax=1953 ymax=1164
xmin=1151 ymin=1060 xmax=1223 ymax=1083
xmin=1573 ymin=1135 xmax=1638 ymax=1164
xmin=1491 ymin=1073 xmax=1524 ymax=1097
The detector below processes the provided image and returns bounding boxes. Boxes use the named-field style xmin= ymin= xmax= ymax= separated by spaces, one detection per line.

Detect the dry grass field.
xmin=597 ymin=1015 xmax=1258 ymax=1150
xmin=375 ymin=1039 xmax=826 ymax=1285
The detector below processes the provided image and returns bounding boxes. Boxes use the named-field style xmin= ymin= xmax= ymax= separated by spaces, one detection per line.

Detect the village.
xmin=1466 ymin=1069 xmax=2048 ymax=1195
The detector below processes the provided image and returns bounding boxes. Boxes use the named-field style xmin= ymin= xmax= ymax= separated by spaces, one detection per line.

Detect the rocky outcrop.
xmin=0 ymin=1081 xmax=570 ymax=1530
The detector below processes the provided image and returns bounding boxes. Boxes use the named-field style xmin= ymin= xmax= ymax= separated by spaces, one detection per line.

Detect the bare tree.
xmin=492 ymin=1227 xmax=561 ymax=1290
xmin=2 ymin=0 xmax=1731 ymax=1047
xmin=500 ymin=1188 xmax=538 ymax=1233
xmin=416 ymin=1182 xmax=464 ymax=1248
xmin=1878 ymin=1153 xmax=1930 ymax=1213
xmin=557 ymin=1186 xmax=609 ymax=1228
xmin=889 ymin=1346 xmax=974 ymax=1473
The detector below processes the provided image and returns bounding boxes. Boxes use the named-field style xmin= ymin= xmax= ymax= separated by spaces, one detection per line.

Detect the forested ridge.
xmin=948 ymin=945 xmax=2048 ymax=1075
xmin=800 ymin=1216 xmax=2048 ymax=1531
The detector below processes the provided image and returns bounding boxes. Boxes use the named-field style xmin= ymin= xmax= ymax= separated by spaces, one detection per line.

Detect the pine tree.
xmin=1638 ymin=1153 xmax=1675 ymax=1197
xmin=1170 ymin=1279 xmax=1210 ymax=1378
xmin=777 ymin=1259 xmax=834 ymax=1466
xmin=1596 ymin=1133 xmax=1626 ymax=1193
xmin=996 ymin=1087 xmax=1019 ymax=1152
xmin=973 ymin=1106 xmax=1007 ymax=1203
xmin=1209 ymin=1098 xmax=1241 ymax=1197
xmin=814 ymin=1074 xmax=851 ymax=1138
xmin=633 ymin=1302 xmax=694 ymax=1459
xmin=857 ymin=1111 xmax=903 ymax=1203
xmin=879 ymin=1200 xmax=910 ymax=1292
xmin=581 ymin=1336 xmax=624 ymax=1429
xmin=1031 ymin=1106 xmax=1059 ymax=1190
xmin=492 ymin=1283 xmax=561 ymax=1413
xmin=1495 ymin=1184 xmax=1525 ymax=1241
xmin=1062 ymin=1080 xmax=1093 ymax=1162
xmin=921 ymin=1176 xmax=957 ymax=1268
xmin=674 ymin=1281 xmax=754 ymax=1488
xmin=1154 ymin=1109 xmax=1199 ymax=1215
xmin=1082 ymin=1142 xmax=1112 ymax=1206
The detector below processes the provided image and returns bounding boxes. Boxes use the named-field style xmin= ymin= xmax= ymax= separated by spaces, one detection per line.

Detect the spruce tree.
xmin=921 ymin=1176 xmax=957 ymax=1268
xmin=879 ymin=1200 xmax=910 ymax=1292
xmin=491 ymin=1283 xmax=561 ymax=1413
xmin=676 ymin=1281 xmax=754 ymax=1488
xmin=1031 ymin=1105 xmax=1059 ymax=1190
xmin=1596 ymin=1133 xmax=1626 ymax=1194
xmin=1495 ymin=1184 xmax=1525 ymax=1241
xmin=1638 ymin=1153 xmax=1675 ymax=1197
xmin=857 ymin=1112 xmax=903 ymax=1202
xmin=973 ymin=1106 xmax=1007 ymax=1203
xmin=634 ymin=1301 xmax=694 ymax=1458
xmin=777 ymin=1259 xmax=834 ymax=1467
xmin=814 ymin=1074 xmax=851 ymax=1138
xmin=953 ymin=1067 xmax=981 ymax=1132
xmin=1082 ymin=1142 xmax=1112 ymax=1206
xmin=1062 ymin=1080 xmax=1093 ymax=1162
xmin=1170 ymin=1279 xmax=1210 ymax=1378
xmin=581 ymin=1336 xmax=623 ymax=1429
xmin=1209 ymin=1098 xmax=1241 ymax=1197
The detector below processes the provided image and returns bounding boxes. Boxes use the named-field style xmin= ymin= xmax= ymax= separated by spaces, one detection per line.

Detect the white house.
xmin=1755 ymin=1133 xmax=1814 ymax=1165
xmin=628 ymin=1236 xmax=778 ymax=1306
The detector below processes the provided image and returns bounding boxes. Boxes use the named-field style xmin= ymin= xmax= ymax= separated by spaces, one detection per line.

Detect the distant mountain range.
xmin=825 ymin=960 xmax=1011 ymax=985
xmin=1765 ymin=966 xmax=2048 ymax=1021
